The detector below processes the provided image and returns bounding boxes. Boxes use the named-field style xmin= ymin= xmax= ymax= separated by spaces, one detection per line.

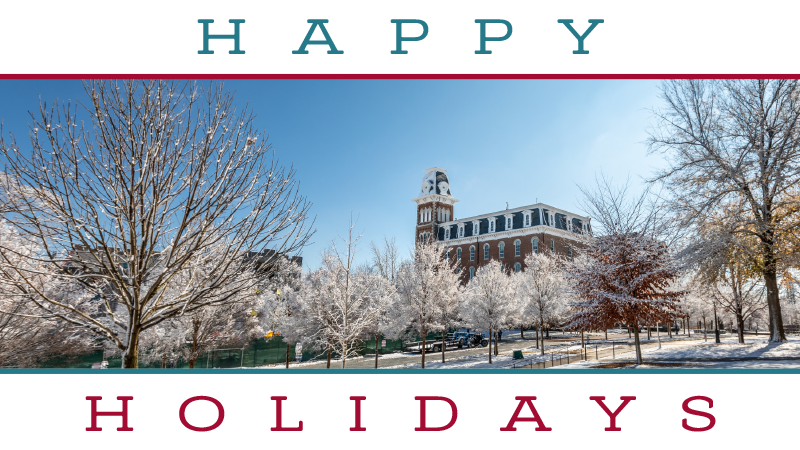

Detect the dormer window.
xmin=506 ymin=217 xmax=512 ymax=229
xmin=472 ymin=221 xmax=480 ymax=235
xmin=444 ymin=228 xmax=450 ymax=240
xmin=522 ymin=210 xmax=532 ymax=227
xmin=488 ymin=218 xmax=496 ymax=233
xmin=458 ymin=225 xmax=465 ymax=238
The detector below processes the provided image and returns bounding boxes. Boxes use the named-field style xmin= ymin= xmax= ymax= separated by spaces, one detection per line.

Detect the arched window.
xmin=445 ymin=250 xmax=450 ymax=260
xmin=457 ymin=247 xmax=462 ymax=261
xmin=489 ymin=220 xmax=495 ymax=232
xmin=473 ymin=222 xmax=479 ymax=235
xmin=568 ymin=244 xmax=573 ymax=259
xmin=444 ymin=228 xmax=450 ymax=240
xmin=524 ymin=214 xmax=530 ymax=226
xmin=550 ymin=239 xmax=555 ymax=252
xmin=484 ymin=244 xmax=490 ymax=260
xmin=469 ymin=266 xmax=475 ymax=279
xmin=506 ymin=217 xmax=512 ymax=229
xmin=469 ymin=246 xmax=475 ymax=261
xmin=514 ymin=263 xmax=521 ymax=273
xmin=514 ymin=239 xmax=521 ymax=257
xmin=501 ymin=263 xmax=505 ymax=272
xmin=458 ymin=225 xmax=464 ymax=237
xmin=532 ymin=237 xmax=539 ymax=254
xmin=498 ymin=242 xmax=505 ymax=258
xmin=455 ymin=267 xmax=462 ymax=274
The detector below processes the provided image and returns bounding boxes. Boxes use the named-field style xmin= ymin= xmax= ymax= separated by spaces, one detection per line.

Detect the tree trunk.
xmin=421 ymin=334 xmax=426 ymax=369
xmin=736 ymin=313 xmax=745 ymax=344
xmin=189 ymin=359 xmax=196 ymax=369
xmin=494 ymin=331 xmax=498 ymax=356
xmin=488 ymin=328 xmax=492 ymax=364
xmin=121 ymin=327 xmax=141 ymax=369
xmin=605 ymin=328 xmax=608 ymax=340
xmin=441 ymin=330 xmax=446 ymax=364
xmin=376 ymin=334 xmax=380 ymax=369
xmin=539 ymin=326 xmax=544 ymax=356
xmin=632 ymin=324 xmax=643 ymax=364
xmin=535 ymin=326 xmax=539 ymax=349
xmin=326 ymin=347 xmax=331 ymax=369
xmin=162 ymin=354 xmax=167 ymax=369
xmin=703 ymin=317 xmax=707 ymax=342
xmin=763 ymin=266 xmax=787 ymax=342
xmin=285 ymin=343 xmax=290 ymax=369
xmin=520 ymin=325 xmax=524 ymax=339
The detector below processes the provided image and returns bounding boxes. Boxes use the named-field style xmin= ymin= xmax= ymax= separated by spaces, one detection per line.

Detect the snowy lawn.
xmin=561 ymin=335 xmax=800 ymax=369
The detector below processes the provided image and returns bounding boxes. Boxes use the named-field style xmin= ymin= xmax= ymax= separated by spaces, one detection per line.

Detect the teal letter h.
xmin=198 ymin=19 xmax=245 ymax=54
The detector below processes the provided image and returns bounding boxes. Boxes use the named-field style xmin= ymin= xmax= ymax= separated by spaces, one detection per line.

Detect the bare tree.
xmin=370 ymin=237 xmax=400 ymax=282
xmin=647 ymin=79 xmax=800 ymax=341
xmin=0 ymin=80 xmax=313 ymax=367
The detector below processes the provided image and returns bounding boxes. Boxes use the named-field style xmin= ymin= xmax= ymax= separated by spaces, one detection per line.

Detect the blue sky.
xmin=0 ymin=79 xmax=667 ymax=270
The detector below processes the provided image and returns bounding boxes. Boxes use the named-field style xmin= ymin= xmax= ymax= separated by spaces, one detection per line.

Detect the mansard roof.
xmin=440 ymin=202 xmax=589 ymax=226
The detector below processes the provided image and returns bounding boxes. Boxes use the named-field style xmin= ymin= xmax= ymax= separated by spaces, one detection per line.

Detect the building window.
xmin=444 ymin=228 xmax=450 ymax=240
xmin=484 ymin=244 xmax=490 ymax=260
xmin=501 ymin=263 xmax=505 ymax=272
xmin=469 ymin=246 xmax=475 ymax=261
xmin=458 ymin=226 xmax=464 ymax=238
xmin=506 ymin=217 xmax=512 ymax=229
xmin=514 ymin=263 xmax=521 ymax=273
xmin=499 ymin=242 xmax=505 ymax=258
xmin=514 ymin=239 xmax=521 ymax=257
xmin=457 ymin=247 xmax=462 ymax=260
xmin=456 ymin=267 xmax=462 ymax=274
xmin=532 ymin=237 xmax=539 ymax=254
xmin=568 ymin=245 xmax=573 ymax=259
xmin=469 ymin=266 xmax=475 ymax=279
xmin=489 ymin=219 xmax=495 ymax=233
xmin=550 ymin=239 xmax=555 ymax=252
xmin=473 ymin=222 xmax=479 ymax=235
xmin=445 ymin=250 xmax=450 ymax=260
xmin=525 ymin=214 xmax=530 ymax=226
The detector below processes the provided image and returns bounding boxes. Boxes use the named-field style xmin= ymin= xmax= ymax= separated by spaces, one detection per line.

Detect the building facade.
xmin=411 ymin=167 xmax=591 ymax=280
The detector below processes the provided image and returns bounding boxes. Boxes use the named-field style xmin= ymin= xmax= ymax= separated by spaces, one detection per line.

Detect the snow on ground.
xmin=248 ymin=330 xmax=799 ymax=370
xmin=563 ymin=335 xmax=800 ymax=369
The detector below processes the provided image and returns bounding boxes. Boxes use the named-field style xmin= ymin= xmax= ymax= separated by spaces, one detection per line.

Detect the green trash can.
xmin=512 ymin=350 xmax=524 ymax=360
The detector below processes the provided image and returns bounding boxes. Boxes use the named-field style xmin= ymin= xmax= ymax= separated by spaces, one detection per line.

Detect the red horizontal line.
xmin=0 ymin=74 xmax=798 ymax=80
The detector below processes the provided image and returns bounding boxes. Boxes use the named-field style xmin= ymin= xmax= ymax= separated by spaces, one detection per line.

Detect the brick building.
xmin=412 ymin=167 xmax=590 ymax=280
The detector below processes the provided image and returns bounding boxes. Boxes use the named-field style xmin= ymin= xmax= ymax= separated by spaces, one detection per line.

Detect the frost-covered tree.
xmin=284 ymin=224 xmax=395 ymax=368
xmin=0 ymin=219 xmax=94 ymax=367
xmin=647 ymin=80 xmax=800 ymax=342
xmin=394 ymin=241 xmax=461 ymax=368
xmin=567 ymin=177 xmax=684 ymax=364
xmin=366 ymin=237 xmax=402 ymax=368
xmin=461 ymin=260 xmax=515 ymax=364
xmin=516 ymin=251 xmax=567 ymax=355
xmin=0 ymin=80 xmax=312 ymax=368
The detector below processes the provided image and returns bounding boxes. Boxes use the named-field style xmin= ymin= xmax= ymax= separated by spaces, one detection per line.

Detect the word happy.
xmin=84 ymin=395 xmax=716 ymax=433
xmin=197 ymin=19 xmax=605 ymax=55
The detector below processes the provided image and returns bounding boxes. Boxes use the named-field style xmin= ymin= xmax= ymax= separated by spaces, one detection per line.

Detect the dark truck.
xmin=405 ymin=331 xmax=488 ymax=352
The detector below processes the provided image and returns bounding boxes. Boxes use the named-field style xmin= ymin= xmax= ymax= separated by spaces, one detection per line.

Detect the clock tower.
xmin=412 ymin=167 xmax=458 ymax=244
